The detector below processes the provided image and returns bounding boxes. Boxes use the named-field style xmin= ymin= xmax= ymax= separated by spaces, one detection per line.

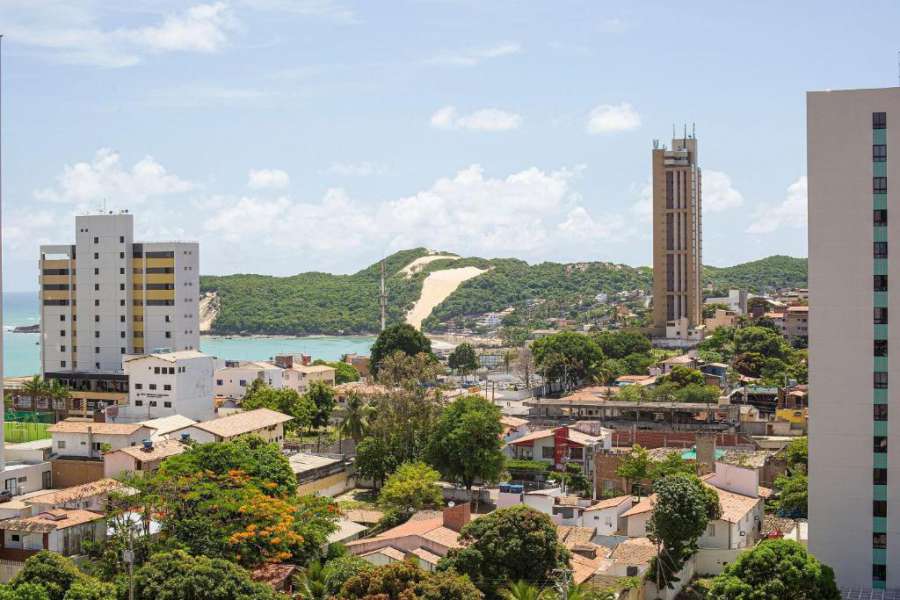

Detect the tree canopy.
xmin=240 ymin=383 xmax=314 ymax=434
xmin=341 ymin=559 xmax=483 ymax=600
xmin=370 ymin=324 xmax=435 ymax=374
xmin=707 ymin=540 xmax=840 ymax=599
xmin=531 ymin=332 xmax=604 ymax=388
xmin=426 ymin=395 xmax=505 ymax=494
xmin=132 ymin=550 xmax=280 ymax=600
xmin=439 ymin=505 xmax=570 ymax=599
xmin=449 ymin=343 xmax=479 ymax=376
xmin=378 ymin=462 xmax=444 ymax=515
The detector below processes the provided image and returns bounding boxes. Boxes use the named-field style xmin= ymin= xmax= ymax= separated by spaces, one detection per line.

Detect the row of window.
xmin=135 ymin=400 xmax=172 ymax=408
xmin=875 ymin=275 xmax=888 ymax=292
xmin=875 ymin=372 xmax=888 ymax=388
xmin=134 ymin=383 xmax=172 ymax=391
xmin=874 ymin=177 xmax=888 ymax=194
xmin=92 ymin=235 xmax=126 ymax=244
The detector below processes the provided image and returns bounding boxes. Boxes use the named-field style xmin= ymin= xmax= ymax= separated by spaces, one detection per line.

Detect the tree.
xmin=784 ymin=437 xmax=808 ymax=471
xmin=513 ymin=345 xmax=535 ymax=389
xmin=378 ymin=462 xmax=444 ymax=515
xmin=646 ymin=474 xmax=719 ymax=589
xmin=500 ymin=581 xmax=544 ymax=600
xmin=439 ymin=506 xmax=570 ymax=599
xmin=616 ymin=445 xmax=651 ymax=497
xmin=355 ymin=436 xmax=394 ymax=489
xmin=57 ymin=581 xmax=115 ymax=600
xmin=592 ymin=330 xmax=652 ymax=359
xmin=339 ymin=393 xmax=373 ymax=444
xmin=531 ymin=332 xmax=605 ymax=389
xmin=502 ymin=349 xmax=517 ymax=375
xmin=132 ymin=551 xmax=280 ymax=600
xmin=675 ymin=384 xmax=721 ymax=406
xmin=157 ymin=436 xmax=296 ymax=496
xmin=707 ymin=539 xmax=840 ymax=600
xmin=370 ymin=324 xmax=435 ymax=375
xmin=0 ymin=584 xmax=51 ymax=600
xmin=367 ymin=386 xmax=444 ymax=467
xmin=306 ymin=380 xmax=336 ymax=433
xmin=10 ymin=552 xmax=91 ymax=600
xmin=733 ymin=326 xmax=789 ymax=359
xmin=658 ymin=365 xmax=705 ymax=388
xmin=296 ymin=560 xmax=329 ymax=600
xmin=774 ymin=471 xmax=808 ymax=517
xmin=321 ymin=554 xmax=373 ymax=597
xmin=426 ymin=396 xmax=505 ymax=500
xmin=377 ymin=351 xmax=444 ymax=387
xmin=449 ymin=343 xmax=479 ymax=378
xmin=648 ymin=451 xmax=695 ymax=480
xmin=313 ymin=359 xmax=360 ymax=384
xmin=340 ymin=559 xmax=482 ymax=600
xmin=241 ymin=384 xmax=314 ymax=434
xmin=22 ymin=376 xmax=48 ymax=410
xmin=703 ymin=303 xmax=731 ymax=319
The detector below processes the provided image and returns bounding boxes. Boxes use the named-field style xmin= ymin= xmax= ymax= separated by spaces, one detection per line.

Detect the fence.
xmin=4 ymin=421 xmax=51 ymax=444
xmin=0 ymin=559 xmax=25 ymax=583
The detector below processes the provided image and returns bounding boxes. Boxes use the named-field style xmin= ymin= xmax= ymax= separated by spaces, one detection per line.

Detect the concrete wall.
xmin=694 ymin=547 xmax=744 ymax=577
xmin=296 ymin=472 xmax=353 ymax=497
xmin=51 ymin=458 xmax=105 ymax=488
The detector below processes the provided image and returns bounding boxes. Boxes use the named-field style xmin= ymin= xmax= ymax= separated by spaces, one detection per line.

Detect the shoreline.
xmin=201 ymin=332 xmax=377 ymax=340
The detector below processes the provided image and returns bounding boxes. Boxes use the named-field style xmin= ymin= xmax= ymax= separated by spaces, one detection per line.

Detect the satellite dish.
xmin=448 ymin=501 xmax=456 ymax=508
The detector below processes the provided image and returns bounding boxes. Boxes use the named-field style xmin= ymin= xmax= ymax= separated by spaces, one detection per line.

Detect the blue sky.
xmin=1 ymin=0 xmax=896 ymax=290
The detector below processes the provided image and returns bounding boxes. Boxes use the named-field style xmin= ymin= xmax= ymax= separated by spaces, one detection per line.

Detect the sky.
xmin=1 ymin=0 xmax=898 ymax=291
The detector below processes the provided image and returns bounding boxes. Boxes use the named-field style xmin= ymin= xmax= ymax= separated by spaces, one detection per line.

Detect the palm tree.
xmin=46 ymin=379 xmax=71 ymax=421
xmin=501 ymin=581 xmax=547 ymax=600
xmin=22 ymin=376 xmax=48 ymax=414
xmin=296 ymin=560 xmax=329 ymax=600
xmin=339 ymin=393 xmax=372 ymax=453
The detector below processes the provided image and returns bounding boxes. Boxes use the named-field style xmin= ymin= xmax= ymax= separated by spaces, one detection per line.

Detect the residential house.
xmin=0 ymin=509 xmax=106 ymax=560
xmin=103 ymin=439 xmax=185 ymax=479
xmin=581 ymin=495 xmax=634 ymax=535
xmin=139 ymin=415 xmax=197 ymax=440
xmin=121 ymin=351 xmax=216 ymax=421
xmin=506 ymin=426 xmax=612 ymax=477
xmin=500 ymin=416 xmax=529 ymax=442
xmin=283 ymin=364 xmax=336 ymax=395
xmin=290 ymin=453 xmax=352 ymax=497
xmin=179 ymin=408 xmax=292 ymax=446
xmin=783 ymin=305 xmax=809 ymax=343
xmin=346 ymin=504 xmax=470 ymax=572
xmin=704 ymin=309 xmax=738 ymax=332
xmin=343 ymin=354 xmax=370 ymax=378
xmin=25 ymin=479 xmax=126 ymax=514
xmin=214 ymin=361 xmax=283 ymax=400
xmin=48 ymin=421 xmax=157 ymax=460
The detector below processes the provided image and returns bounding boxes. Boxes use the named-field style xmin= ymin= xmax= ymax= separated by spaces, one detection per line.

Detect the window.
xmin=60 ymin=360 xmax=66 ymax=368
xmin=121 ymin=347 xmax=126 ymax=354
xmin=874 ymin=144 xmax=887 ymax=162
xmin=135 ymin=383 xmax=143 ymax=390
xmin=873 ymin=532 xmax=887 ymax=549
xmin=216 ymin=379 xmax=223 ymax=386
xmin=874 ymin=177 xmax=888 ymax=193
xmin=60 ymin=345 xmax=66 ymax=352
xmin=94 ymin=283 xmax=100 ymax=291
xmin=94 ymin=268 xmax=99 ymax=275
xmin=875 ymin=308 xmax=888 ymax=324
xmin=57 ymin=441 xmax=66 ymax=449
xmin=875 ymin=339 xmax=888 ymax=355
xmin=875 ymin=371 xmax=888 ymax=389
xmin=59 ymin=330 xmax=66 ymax=337
xmin=149 ymin=401 xmax=157 ymax=407
xmin=165 ymin=331 xmax=171 ymax=339
xmin=569 ymin=447 xmax=583 ymax=460
xmin=875 ymin=241 xmax=888 ymax=258
xmin=874 ymin=209 xmax=888 ymax=225
xmin=165 ymin=315 xmax=171 ymax=322
xmin=119 ymin=252 xmax=125 ymax=259
xmin=149 ymin=384 xmax=157 ymax=390
xmin=120 ymin=283 xmax=125 ymax=291
xmin=94 ymin=331 xmax=100 ymax=338
xmin=875 ymin=436 xmax=888 ymax=453
xmin=120 ymin=331 xmax=126 ymax=338
xmin=164 ymin=401 xmax=172 ymax=408
xmin=59 ymin=315 xmax=66 ymax=322
xmin=94 ymin=299 xmax=100 ymax=307
xmin=875 ymin=404 xmax=888 ymax=420
xmin=874 ymin=468 xmax=888 ymax=485
xmin=120 ymin=315 xmax=126 ymax=323
xmin=874 ymin=500 xmax=888 ymax=518
xmin=875 ymin=275 xmax=888 ymax=292
xmin=94 ymin=252 xmax=99 ymax=260
xmin=874 ymin=564 xmax=887 ymax=582
xmin=164 ymin=384 xmax=171 ymax=391
xmin=94 ymin=347 xmax=100 ymax=354
xmin=120 ymin=267 xmax=125 ymax=275
xmin=706 ymin=523 xmax=715 ymax=537
xmin=541 ymin=446 xmax=555 ymax=459
xmin=874 ymin=111 xmax=887 ymax=129
xmin=95 ymin=362 xmax=100 ymax=369
xmin=168 ymin=367 xmax=175 ymax=375
xmin=135 ymin=400 xmax=143 ymax=407
xmin=119 ymin=235 xmax=125 ymax=243
xmin=120 ymin=299 xmax=125 ymax=307
xmin=93 ymin=236 xmax=99 ymax=244
xmin=154 ymin=367 xmax=160 ymax=374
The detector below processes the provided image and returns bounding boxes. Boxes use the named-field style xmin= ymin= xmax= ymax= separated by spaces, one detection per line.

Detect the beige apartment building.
xmin=808 ymin=87 xmax=898 ymax=591
xmin=39 ymin=212 xmax=199 ymax=415
xmin=651 ymin=136 xmax=703 ymax=337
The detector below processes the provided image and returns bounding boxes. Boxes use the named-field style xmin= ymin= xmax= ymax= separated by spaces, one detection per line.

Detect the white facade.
xmin=39 ymin=212 xmax=199 ymax=375
xmin=214 ymin=362 xmax=283 ymax=399
xmin=808 ymin=87 xmax=900 ymax=591
xmin=121 ymin=351 xmax=215 ymax=421
xmin=581 ymin=497 xmax=632 ymax=536
xmin=49 ymin=425 xmax=155 ymax=459
xmin=282 ymin=365 xmax=336 ymax=395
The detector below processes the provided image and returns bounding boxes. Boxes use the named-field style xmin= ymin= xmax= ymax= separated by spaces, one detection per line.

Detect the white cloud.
xmin=703 ymin=170 xmax=744 ymax=212
xmin=430 ymin=106 xmax=522 ymax=132
xmin=631 ymin=182 xmax=652 ymax=223
xmin=586 ymin=103 xmax=641 ymax=134
xmin=327 ymin=162 xmax=387 ymax=177
xmin=746 ymin=176 xmax=807 ymax=234
xmin=3 ymin=3 xmax=238 ymax=67
xmin=34 ymin=148 xmax=195 ymax=205
xmin=248 ymin=169 xmax=290 ymax=189
xmin=426 ymin=42 xmax=521 ymax=67
xmin=145 ymin=84 xmax=282 ymax=109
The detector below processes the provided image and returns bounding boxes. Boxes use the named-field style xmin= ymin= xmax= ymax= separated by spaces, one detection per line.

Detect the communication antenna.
xmin=379 ymin=259 xmax=387 ymax=331
xmin=692 ymin=122 xmax=696 ymax=138
xmin=897 ymin=51 xmax=899 ymax=86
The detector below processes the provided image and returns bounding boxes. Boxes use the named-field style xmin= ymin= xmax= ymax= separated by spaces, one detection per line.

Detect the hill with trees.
xmin=198 ymin=251 xmax=807 ymax=336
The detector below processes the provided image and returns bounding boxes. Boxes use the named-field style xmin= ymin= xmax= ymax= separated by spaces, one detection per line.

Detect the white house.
xmin=179 ymin=408 xmax=292 ymax=446
xmin=0 ymin=509 xmax=105 ymax=559
xmin=621 ymin=461 xmax=769 ymax=550
xmin=121 ymin=351 xmax=216 ymax=421
xmin=500 ymin=416 xmax=530 ymax=443
xmin=48 ymin=421 xmax=157 ymax=459
xmin=506 ymin=426 xmax=612 ymax=477
xmin=26 ymin=479 xmax=127 ymax=513
xmin=140 ymin=415 xmax=197 ymax=440
xmin=214 ymin=361 xmax=284 ymax=399
xmin=581 ymin=495 xmax=633 ymax=535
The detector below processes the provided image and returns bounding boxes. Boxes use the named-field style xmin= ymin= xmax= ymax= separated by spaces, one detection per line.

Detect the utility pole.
xmin=554 ymin=566 xmax=571 ymax=600
xmin=379 ymin=259 xmax=387 ymax=332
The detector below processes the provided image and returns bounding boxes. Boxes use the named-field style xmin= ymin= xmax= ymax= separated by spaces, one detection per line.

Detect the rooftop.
xmin=112 ymin=439 xmax=186 ymax=462
xmin=48 ymin=420 xmax=151 ymax=436
xmin=288 ymin=453 xmax=342 ymax=474
xmin=140 ymin=414 xmax=197 ymax=436
xmin=610 ymin=537 xmax=657 ymax=566
xmin=190 ymin=408 xmax=293 ymax=438
xmin=584 ymin=495 xmax=632 ymax=512
xmin=0 ymin=509 xmax=105 ymax=533
xmin=26 ymin=479 xmax=127 ymax=507
xmin=125 ymin=350 xmax=210 ymax=363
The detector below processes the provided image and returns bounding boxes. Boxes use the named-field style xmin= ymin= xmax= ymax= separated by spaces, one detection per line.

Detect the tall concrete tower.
xmin=651 ymin=135 xmax=703 ymax=336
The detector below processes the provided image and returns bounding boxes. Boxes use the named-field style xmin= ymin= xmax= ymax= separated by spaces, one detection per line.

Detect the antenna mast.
xmin=379 ymin=259 xmax=387 ymax=331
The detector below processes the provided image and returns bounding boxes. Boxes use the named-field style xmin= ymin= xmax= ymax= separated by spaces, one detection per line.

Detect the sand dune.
xmin=398 ymin=253 xmax=459 ymax=278
xmin=406 ymin=266 xmax=487 ymax=330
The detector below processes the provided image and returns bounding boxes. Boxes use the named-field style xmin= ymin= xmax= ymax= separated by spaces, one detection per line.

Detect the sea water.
xmin=3 ymin=292 xmax=374 ymax=377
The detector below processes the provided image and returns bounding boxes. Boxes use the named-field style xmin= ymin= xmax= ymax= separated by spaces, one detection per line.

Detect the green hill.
xmin=199 ymin=252 xmax=807 ymax=336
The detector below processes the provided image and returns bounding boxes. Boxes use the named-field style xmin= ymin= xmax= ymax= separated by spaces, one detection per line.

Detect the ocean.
xmin=3 ymin=292 xmax=374 ymax=377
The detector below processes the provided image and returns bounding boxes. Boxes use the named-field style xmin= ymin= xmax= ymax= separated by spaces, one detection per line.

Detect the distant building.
xmin=782 ymin=305 xmax=808 ymax=342
xmin=282 ymin=364 xmax=336 ymax=395
xmin=122 ymin=351 xmax=216 ymax=421
xmin=704 ymin=289 xmax=748 ymax=315
xmin=180 ymin=408 xmax=292 ymax=446
xmin=214 ymin=361 xmax=283 ymax=399
xmin=103 ymin=439 xmax=185 ymax=479
xmin=651 ymin=135 xmax=703 ymax=337
xmin=704 ymin=308 xmax=738 ymax=332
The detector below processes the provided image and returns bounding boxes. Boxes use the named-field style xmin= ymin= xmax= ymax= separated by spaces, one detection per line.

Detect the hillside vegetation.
xmin=199 ymin=252 xmax=807 ymax=336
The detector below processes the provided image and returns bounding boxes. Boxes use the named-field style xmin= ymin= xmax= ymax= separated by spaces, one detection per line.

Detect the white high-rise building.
xmin=809 ymin=87 xmax=899 ymax=592
xmin=39 ymin=212 xmax=200 ymax=415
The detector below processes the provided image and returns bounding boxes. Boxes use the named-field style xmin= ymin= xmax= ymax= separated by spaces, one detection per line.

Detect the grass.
xmin=5 ymin=421 xmax=51 ymax=443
